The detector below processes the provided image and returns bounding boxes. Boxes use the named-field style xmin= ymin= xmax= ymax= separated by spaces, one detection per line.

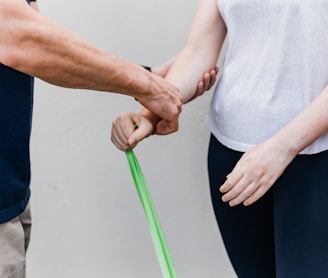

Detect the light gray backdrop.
xmin=27 ymin=0 xmax=236 ymax=277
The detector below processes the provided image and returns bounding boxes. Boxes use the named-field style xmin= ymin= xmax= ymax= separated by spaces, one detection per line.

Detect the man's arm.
xmin=0 ymin=0 xmax=181 ymax=128
xmin=29 ymin=0 xmax=38 ymax=12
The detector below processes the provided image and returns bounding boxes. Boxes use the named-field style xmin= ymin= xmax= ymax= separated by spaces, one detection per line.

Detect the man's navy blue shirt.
xmin=0 ymin=60 xmax=34 ymax=223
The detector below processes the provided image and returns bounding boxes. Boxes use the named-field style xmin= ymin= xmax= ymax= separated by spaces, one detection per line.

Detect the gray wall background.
xmin=27 ymin=0 xmax=236 ymax=277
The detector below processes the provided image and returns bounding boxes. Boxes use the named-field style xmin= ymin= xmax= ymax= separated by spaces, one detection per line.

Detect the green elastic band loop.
xmin=125 ymin=150 xmax=177 ymax=278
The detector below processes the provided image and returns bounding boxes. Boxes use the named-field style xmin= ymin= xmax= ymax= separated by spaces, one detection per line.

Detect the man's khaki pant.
xmin=0 ymin=203 xmax=31 ymax=278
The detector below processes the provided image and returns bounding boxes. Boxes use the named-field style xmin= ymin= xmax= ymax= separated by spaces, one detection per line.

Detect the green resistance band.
xmin=125 ymin=150 xmax=177 ymax=278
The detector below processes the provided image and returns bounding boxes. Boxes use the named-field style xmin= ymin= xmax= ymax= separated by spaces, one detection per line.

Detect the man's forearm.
xmin=0 ymin=0 xmax=181 ymax=128
xmin=0 ymin=1 xmax=153 ymax=97
xmin=29 ymin=0 xmax=39 ymax=12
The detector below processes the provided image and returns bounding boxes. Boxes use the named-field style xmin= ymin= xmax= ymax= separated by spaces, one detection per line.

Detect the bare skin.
xmin=220 ymin=84 xmax=328 ymax=206
xmin=111 ymin=0 xmax=328 ymax=207
xmin=111 ymin=0 xmax=225 ymax=147
xmin=111 ymin=66 xmax=218 ymax=151
xmin=0 ymin=0 xmax=182 ymax=130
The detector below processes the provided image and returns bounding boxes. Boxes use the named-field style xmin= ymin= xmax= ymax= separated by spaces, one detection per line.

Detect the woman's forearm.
xmin=220 ymin=85 xmax=328 ymax=207
xmin=138 ymin=0 xmax=227 ymax=125
xmin=164 ymin=45 xmax=220 ymax=103
xmin=164 ymin=0 xmax=226 ymax=103
xmin=270 ymin=85 xmax=328 ymax=156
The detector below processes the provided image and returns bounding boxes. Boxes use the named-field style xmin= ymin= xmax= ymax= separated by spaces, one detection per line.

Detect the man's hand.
xmin=29 ymin=1 xmax=39 ymax=12
xmin=145 ymin=62 xmax=218 ymax=136
xmin=135 ymin=73 xmax=182 ymax=134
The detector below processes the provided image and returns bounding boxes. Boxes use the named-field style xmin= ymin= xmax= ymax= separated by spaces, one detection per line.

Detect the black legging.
xmin=207 ymin=134 xmax=328 ymax=278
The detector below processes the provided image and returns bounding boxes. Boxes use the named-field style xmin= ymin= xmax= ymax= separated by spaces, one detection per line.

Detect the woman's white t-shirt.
xmin=208 ymin=0 xmax=328 ymax=154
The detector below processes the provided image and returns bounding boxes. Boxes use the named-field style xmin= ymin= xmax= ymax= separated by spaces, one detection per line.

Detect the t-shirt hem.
xmin=0 ymin=189 xmax=30 ymax=224
xmin=207 ymin=121 xmax=328 ymax=155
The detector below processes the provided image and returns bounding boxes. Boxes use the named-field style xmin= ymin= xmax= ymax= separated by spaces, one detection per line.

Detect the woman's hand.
xmin=111 ymin=112 xmax=155 ymax=151
xmin=152 ymin=60 xmax=219 ymax=103
xmin=220 ymin=139 xmax=297 ymax=206
xmin=186 ymin=67 xmax=219 ymax=103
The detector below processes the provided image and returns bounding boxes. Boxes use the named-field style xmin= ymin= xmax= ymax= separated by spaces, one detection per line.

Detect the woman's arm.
xmin=164 ymin=0 xmax=226 ymax=103
xmin=142 ymin=0 xmax=227 ymax=135
xmin=220 ymin=85 xmax=328 ymax=206
xmin=152 ymin=57 xmax=219 ymax=103
xmin=111 ymin=0 xmax=227 ymax=149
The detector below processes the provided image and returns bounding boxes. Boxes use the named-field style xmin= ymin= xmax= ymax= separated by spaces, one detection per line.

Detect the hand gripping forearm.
xmin=0 ymin=0 xmax=182 ymax=126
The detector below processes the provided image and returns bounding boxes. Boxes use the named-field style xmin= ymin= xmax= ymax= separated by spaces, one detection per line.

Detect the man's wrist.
xmin=139 ymin=108 xmax=160 ymax=126
xmin=141 ymin=65 xmax=152 ymax=72
xmin=134 ymin=65 xmax=152 ymax=102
